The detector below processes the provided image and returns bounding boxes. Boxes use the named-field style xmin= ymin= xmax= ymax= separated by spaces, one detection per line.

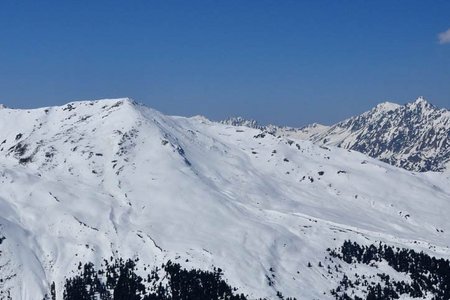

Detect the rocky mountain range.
xmin=222 ymin=97 xmax=450 ymax=172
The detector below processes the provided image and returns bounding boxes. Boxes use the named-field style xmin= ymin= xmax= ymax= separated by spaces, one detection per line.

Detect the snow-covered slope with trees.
xmin=0 ymin=99 xmax=449 ymax=299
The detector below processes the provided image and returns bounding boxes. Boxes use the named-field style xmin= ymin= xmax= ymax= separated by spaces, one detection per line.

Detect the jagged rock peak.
xmin=407 ymin=96 xmax=435 ymax=110
xmin=220 ymin=116 xmax=263 ymax=129
xmin=414 ymin=96 xmax=428 ymax=104
xmin=311 ymin=97 xmax=450 ymax=172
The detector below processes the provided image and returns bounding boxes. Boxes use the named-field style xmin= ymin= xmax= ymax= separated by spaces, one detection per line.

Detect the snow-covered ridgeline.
xmin=0 ymin=99 xmax=449 ymax=299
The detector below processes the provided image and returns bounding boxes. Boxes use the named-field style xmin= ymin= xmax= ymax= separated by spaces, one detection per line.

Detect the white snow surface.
xmin=279 ymin=123 xmax=331 ymax=141
xmin=0 ymin=99 xmax=449 ymax=299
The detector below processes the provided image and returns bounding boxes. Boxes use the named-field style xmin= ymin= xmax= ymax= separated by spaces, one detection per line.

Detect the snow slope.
xmin=0 ymin=99 xmax=449 ymax=299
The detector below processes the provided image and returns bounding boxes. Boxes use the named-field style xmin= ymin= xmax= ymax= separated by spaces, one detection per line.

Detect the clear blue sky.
xmin=0 ymin=1 xmax=449 ymax=126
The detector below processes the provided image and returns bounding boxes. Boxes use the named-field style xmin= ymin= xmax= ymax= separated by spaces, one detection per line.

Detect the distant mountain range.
xmin=221 ymin=97 xmax=450 ymax=172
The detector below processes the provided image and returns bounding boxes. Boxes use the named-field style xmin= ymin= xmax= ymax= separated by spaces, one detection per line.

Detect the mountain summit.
xmin=311 ymin=97 xmax=450 ymax=172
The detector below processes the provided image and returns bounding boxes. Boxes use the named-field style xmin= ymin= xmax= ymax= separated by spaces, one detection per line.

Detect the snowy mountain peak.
xmin=409 ymin=96 xmax=434 ymax=109
xmin=285 ymin=123 xmax=330 ymax=140
xmin=374 ymin=101 xmax=401 ymax=112
xmin=301 ymin=122 xmax=326 ymax=129
xmin=312 ymin=97 xmax=450 ymax=172
xmin=0 ymin=104 xmax=7 ymax=109
xmin=414 ymin=95 xmax=427 ymax=103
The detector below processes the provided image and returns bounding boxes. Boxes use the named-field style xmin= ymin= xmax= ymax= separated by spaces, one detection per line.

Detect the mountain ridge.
xmin=312 ymin=97 xmax=450 ymax=172
xmin=0 ymin=99 xmax=449 ymax=299
xmin=220 ymin=97 xmax=450 ymax=172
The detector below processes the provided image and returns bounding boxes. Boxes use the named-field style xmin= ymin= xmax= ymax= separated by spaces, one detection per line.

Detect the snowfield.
xmin=0 ymin=99 xmax=449 ymax=299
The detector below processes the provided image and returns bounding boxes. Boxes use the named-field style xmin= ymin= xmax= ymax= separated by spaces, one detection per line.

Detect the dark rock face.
xmin=220 ymin=117 xmax=264 ymax=130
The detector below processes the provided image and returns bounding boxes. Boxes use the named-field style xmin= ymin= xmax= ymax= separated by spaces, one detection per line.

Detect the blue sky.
xmin=0 ymin=1 xmax=449 ymax=126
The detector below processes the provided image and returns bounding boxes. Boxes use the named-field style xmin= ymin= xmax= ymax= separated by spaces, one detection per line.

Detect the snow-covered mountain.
xmin=0 ymin=99 xmax=450 ymax=299
xmin=220 ymin=118 xmax=330 ymax=141
xmin=277 ymin=123 xmax=330 ymax=141
xmin=220 ymin=117 xmax=282 ymax=135
xmin=310 ymin=97 xmax=450 ymax=172
xmin=222 ymin=97 xmax=450 ymax=172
